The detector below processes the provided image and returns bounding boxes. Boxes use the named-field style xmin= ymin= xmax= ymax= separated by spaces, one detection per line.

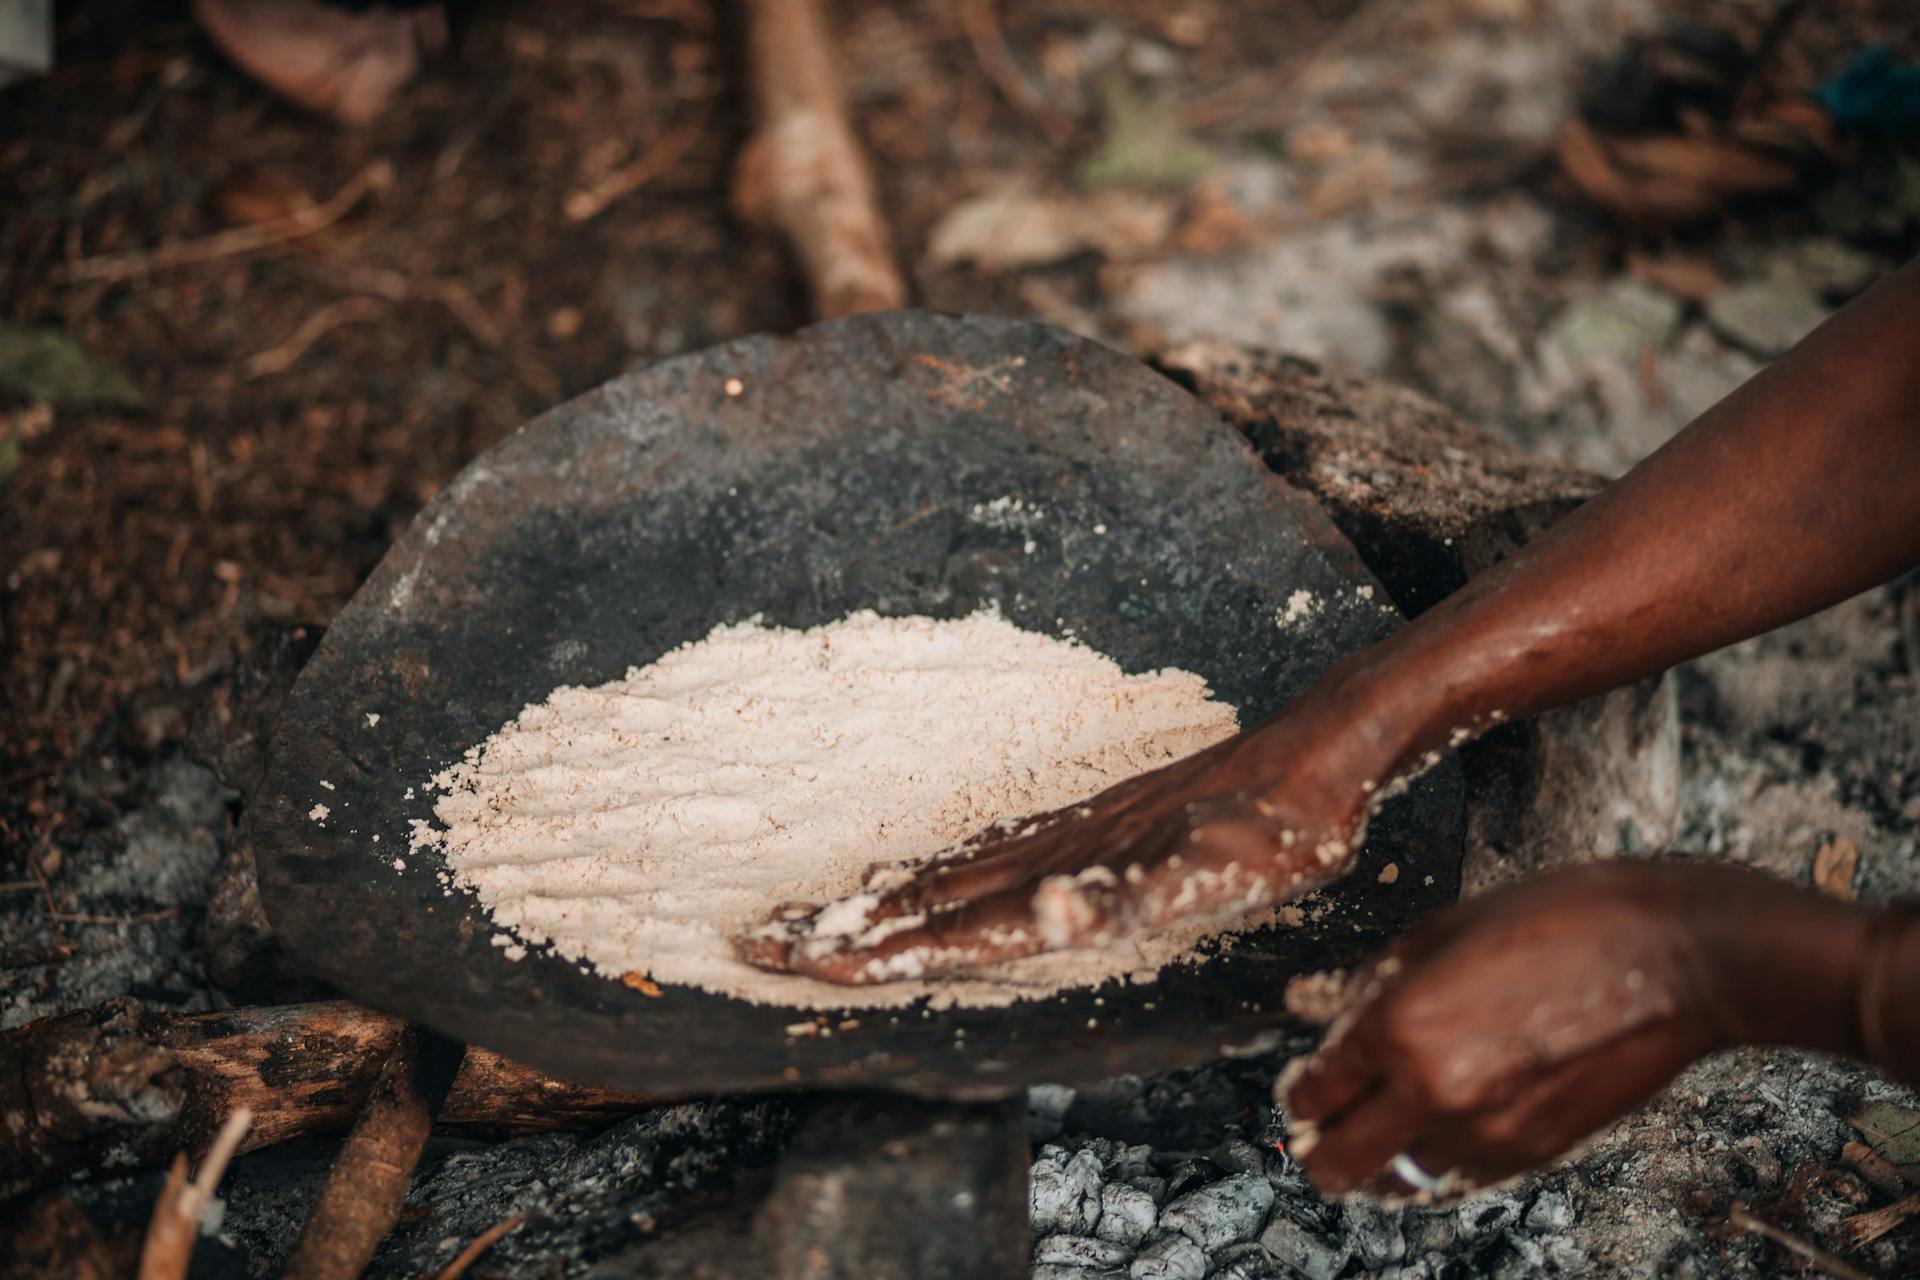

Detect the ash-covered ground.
xmin=5 ymin=0 xmax=1919 ymax=1276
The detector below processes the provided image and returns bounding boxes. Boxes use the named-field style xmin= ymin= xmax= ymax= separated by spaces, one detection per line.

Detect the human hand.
xmin=734 ymin=693 xmax=1396 ymax=984
xmin=1280 ymin=861 xmax=1863 ymax=1201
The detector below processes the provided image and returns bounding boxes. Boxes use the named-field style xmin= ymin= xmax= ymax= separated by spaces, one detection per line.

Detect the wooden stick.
xmin=733 ymin=0 xmax=906 ymax=318
xmin=57 ymin=162 xmax=394 ymax=284
xmin=1726 ymin=1202 xmax=1875 ymax=1280
xmin=282 ymin=1026 xmax=464 ymax=1280
xmin=431 ymin=1212 xmax=529 ymax=1280
xmin=1844 ymin=1191 xmax=1920 ymax=1247
xmin=0 ymin=999 xmax=658 ymax=1202
xmin=137 ymin=1108 xmax=253 ymax=1280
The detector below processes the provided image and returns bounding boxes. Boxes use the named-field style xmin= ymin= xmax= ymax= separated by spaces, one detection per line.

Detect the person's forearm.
xmin=1712 ymin=886 xmax=1920 ymax=1088
xmin=1314 ymin=257 xmax=1920 ymax=782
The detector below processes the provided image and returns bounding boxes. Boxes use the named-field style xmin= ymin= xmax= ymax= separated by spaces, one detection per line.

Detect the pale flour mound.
xmin=412 ymin=610 xmax=1283 ymax=1010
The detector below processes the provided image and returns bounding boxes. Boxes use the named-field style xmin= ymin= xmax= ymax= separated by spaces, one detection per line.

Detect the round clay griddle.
xmin=252 ymin=312 xmax=1463 ymax=1100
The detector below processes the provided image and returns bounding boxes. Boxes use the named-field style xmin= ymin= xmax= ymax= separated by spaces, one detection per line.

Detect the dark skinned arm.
xmin=1279 ymin=860 xmax=1920 ymax=1199
xmin=738 ymin=256 xmax=1920 ymax=985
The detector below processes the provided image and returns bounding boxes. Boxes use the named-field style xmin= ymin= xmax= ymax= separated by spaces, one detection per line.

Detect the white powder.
xmin=413 ymin=610 xmax=1292 ymax=1010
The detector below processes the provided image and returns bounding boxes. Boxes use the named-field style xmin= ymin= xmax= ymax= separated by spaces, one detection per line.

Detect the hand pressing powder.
xmin=411 ymin=610 xmax=1287 ymax=1010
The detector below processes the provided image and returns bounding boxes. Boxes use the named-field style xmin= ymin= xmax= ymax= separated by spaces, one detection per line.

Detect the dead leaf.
xmin=1852 ymin=1101 xmax=1920 ymax=1175
xmin=1557 ymin=117 xmax=1808 ymax=227
xmin=1812 ymin=835 xmax=1859 ymax=901
xmin=926 ymin=186 xmax=1175 ymax=273
xmin=0 ymin=326 xmax=144 ymax=408
xmin=620 ymin=971 xmax=663 ymax=997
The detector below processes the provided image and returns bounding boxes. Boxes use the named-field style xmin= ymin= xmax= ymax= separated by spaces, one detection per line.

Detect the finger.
xmin=776 ymin=862 xmax=1144 ymax=984
xmin=1282 ymin=1013 xmax=1390 ymax=1120
xmin=769 ymin=882 xmax=1061 ymax=984
xmin=1298 ymin=1079 xmax=1432 ymax=1196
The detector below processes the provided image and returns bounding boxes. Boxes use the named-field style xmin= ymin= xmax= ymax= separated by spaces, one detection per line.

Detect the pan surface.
xmin=253 ymin=312 xmax=1463 ymax=1099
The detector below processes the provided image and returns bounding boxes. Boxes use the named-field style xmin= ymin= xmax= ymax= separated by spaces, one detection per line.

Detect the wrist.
xmin=1693 ymin=870 xmax=1876 ymax=1056
xmin=1858 ymin=904 xmax=1920 ymax=1087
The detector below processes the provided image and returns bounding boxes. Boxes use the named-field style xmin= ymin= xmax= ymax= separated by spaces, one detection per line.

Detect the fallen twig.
xmin=245 ymin=297 xmax=391 ymax=379
xmin=1 ymin=999 xmax=659 ymax=1202
xmin=958 ymin=0 xmax=1078 ymax=147
xmin=283 ymin=1026 xmax=465 ymax=1280
xmin=429 ymin=1212 xmax=530 ymax=1280
xmin=136 ymin=1107 xmax=252 ymax=1280
xmin=1727 ymin=1201 xmax=1876 ymax=1280
xmin=565 ymin=102 xmax=712 ymax=223
xmin=734 ymin=0 xmax=906 ymax=318
xmin=59 ymin=161 xmax=395 ymax=284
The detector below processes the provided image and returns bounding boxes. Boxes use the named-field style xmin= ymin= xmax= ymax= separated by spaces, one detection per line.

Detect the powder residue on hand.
xmin=411 ymin=610 xmax=1290 ymax=1009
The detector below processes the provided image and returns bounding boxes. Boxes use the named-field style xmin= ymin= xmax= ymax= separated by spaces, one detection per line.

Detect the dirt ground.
xmin=4 ymin=0 xmax=1920 ymax=1276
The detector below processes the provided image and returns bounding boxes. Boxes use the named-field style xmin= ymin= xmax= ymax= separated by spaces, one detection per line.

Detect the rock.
xmin=1258 ymin=1213 xmax=1352 ymax=1280
xmin=1032 ymin=1267 xmax=1107 ymax=1280
xmin=1209 ymin=1240 xmax=1282 ymax=1279
xmin=1455 ymin=1191 xmax=1524 ymax=1241
xmin=1095 ymin=1182 xmax=1159 ymax=1247
xmin=1034 ymin=1233 xmax=1134 ymax=1269
xmin=1028 ymin=1084 xmax=1077 ymax=1142
xmin=1705 ymin=272 xmax=1831 ymax=358
xmin=1525 ymin=1188 xmax=1576 ymax=1232
xmin=1158 ymin=1172 xmax=1273 ymax=1250
xmin=1128 ymin=1232 xmax=1208 ymax=1280
xmin=1345 ymin=1198 xmax=1408 ymax=1268
xmin=1545 ymin=278 xmax=1682 ymax=367
xmin=1032 ymin=1149 xmax=1106 ymax=1236
xmin=1787 ymin=237 xmax=1883 ymax=296
xmin=754 ymin=1095 xmax=1026 ymax=1280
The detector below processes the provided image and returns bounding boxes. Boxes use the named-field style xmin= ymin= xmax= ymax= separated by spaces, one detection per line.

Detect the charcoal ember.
xmin=1344 ymin=1197 xmax=1408 ymax=1268
xmin=1524 ymin=1188 xmax=1577 ymax=1232
xmin=1130 ymin=1176 xmax=1169 ymax=1206
xmin=1033 ymin=1233 xmax=1133 ymax=1269
xmin=1031 ymin=1148 xmax=1105 ymax=1235
xmin=1405 ymin=1209 xmax=1457 ymax=1254
xmin=1110 ymin=1143 xmax=1155 ymax=1183
xmin=1029 ymin=1085 xmax=1077 ymax=1142
xmin=1491 ymin=1231 xmax=1546 ymax=1280
xmin=1032 ymin=1267 xmax=1106 ymax=1280
xmin=1538 ymin=1235 xmax=1593 ymax=1274
xmin=1095 ymin=1183 xmax=1159 ymax=1247
xmin=1156 ymin=1155 xmax=1226 ymax=1199
xmin=1377 ymin=1261 xmax=1437 ymax=1280
xmin=1257 ymin=1212 xmax=1351 ymax=1280
xmin=1209 ymin=1135 xmax=1271 ymax=1177
xmin=1157 ymin=1172 xmax=1274 ymax=1250
xmin=1127 ymin=1232 xmax=1208 ymax=1280
xmin=1209 ymin=1240 xmax=1282 ymax=1279
xmin=1065 ymin=1136 xmax=1126 ymax=1167
xmin=1455 ymin=1190 xmax=1523 ymax=1240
